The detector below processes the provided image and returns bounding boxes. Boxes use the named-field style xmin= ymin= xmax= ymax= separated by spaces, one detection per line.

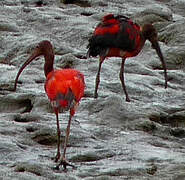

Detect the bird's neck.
xmin=44 ymin=54 xmax=54 ymax=77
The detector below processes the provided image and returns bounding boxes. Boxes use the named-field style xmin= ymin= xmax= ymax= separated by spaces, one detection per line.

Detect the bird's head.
xmin=13 ymin=40 xmax=54 ymax=91
xmin=142 ymin=24 xmax=168 ymax=88
xmin=142 ymin=24 xmax=158 ymax=43
xmin=36 ymin=40 xmax=54 ymax=57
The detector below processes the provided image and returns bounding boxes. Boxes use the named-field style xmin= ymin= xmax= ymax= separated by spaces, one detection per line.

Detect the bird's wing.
xmin=45 ymin=69 xmax=85 ymax=110
xmin=87 ymin=14 xmax=141 ymax=57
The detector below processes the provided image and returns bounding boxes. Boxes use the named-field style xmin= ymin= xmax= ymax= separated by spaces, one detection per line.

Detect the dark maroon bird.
xmin=87 ymin=14 xmax=168 ymax=102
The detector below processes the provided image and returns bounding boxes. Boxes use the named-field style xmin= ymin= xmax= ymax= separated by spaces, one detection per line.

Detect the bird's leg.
xmin=119 ymin=58 xmax=130 ymax=102
xmin=161 ymin=60 xmax=168 ymax=89
xmin=55 ymin=110 xmax=75 ymax=170
xmin=94 ymin=57 xmax=104 ymax=98
xmin=54 ymin=109 xmax=61 ymax=162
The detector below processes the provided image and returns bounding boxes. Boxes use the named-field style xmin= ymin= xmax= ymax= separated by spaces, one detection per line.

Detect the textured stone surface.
xmin=0 ymin=0 xmax=185 ymax=179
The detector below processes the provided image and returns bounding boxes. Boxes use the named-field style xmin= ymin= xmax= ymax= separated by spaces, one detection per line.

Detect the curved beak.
xmin=152 ymin=41 xmax=168 ymax=89
xmin=14 ymin=48 xmax=42 ymax=91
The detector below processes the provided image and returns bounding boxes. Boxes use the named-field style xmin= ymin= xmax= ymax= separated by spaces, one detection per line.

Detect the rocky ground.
xmin=0 ymin=0 xmax=185 ymax=179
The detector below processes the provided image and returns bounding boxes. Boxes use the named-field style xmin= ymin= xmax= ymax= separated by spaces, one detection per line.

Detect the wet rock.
xmin=15 ymin=161 xmax=43 ymax=176
xmin=71 ymin=149 xmax=115 ymax=162
xmin=159 ymin=20 xmax=185 ymax=45
xmin=134 ymin=4 xmax=172 ymax=25
xmin=164 ymin=47 xmax=185 ymax=70
xmin=0 ymin=64 xmax=17 ymax=91
xmin=32 ymin=96 xmax=52 ymax=113
xmin=14 ymin=160 xmax=77 ymax=180
xmin=0 ymin=0 xmax=185 ymax=179
xmin=170 ymin=128 xmax=185 ymax=138
xmin=31 ymin=126 xmax=57 ymax=146
xmin=0 ymin=22 xmax=19 ymax=32
xmin=135 ymin=118 xmax=158 ymax=133
xmin=1 ymin=0 xmax=20 ymax=6
xmin=56 ymin=53 xmax=82 ymax=69
xmin=0 ymin=93 xmax=34 ymax=113
xmin=0 ymin=137 xmax=20 ymax=158
xmin=141 ymin=4 xmax=172 ymax=21
xmin=60 ymin=0 xmax=91 ymax=7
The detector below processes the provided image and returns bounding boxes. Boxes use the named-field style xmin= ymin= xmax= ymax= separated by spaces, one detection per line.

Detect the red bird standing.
xmin=87 ymin=14 xmax=168 ymax=102
xmin=14 ymin=40 xmax=85 ymax=170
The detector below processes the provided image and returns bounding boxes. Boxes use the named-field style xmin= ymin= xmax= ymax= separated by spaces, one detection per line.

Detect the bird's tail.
xmin=52 ymin=88 xmax=76 ymax=112
xmin=86 ymin=48 xmax=91 ymax=58
xmin=86 ymin=44 xmax=102 ymax=57
xmin=86 ymin=40 xmax=94 ymax=58
xmin=86 ymin=36 xmax=101 ymax=58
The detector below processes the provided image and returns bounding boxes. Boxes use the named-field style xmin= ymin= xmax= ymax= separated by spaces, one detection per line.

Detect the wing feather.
xmin=87 ymin=14 xmax=141 ymax=57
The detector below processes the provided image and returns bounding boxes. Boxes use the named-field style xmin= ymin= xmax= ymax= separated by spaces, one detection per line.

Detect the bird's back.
xmin=45 ymin=69 xmax=85 ymax=110
xmin=87 ymin=14 xmax=142 ymax=57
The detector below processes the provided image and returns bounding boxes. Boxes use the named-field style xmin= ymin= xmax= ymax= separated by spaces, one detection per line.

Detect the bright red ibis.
xmin=14 ymin=40 xmax=85 ymax=170
xmin=87 ymin=14 xmax=168 ymax=102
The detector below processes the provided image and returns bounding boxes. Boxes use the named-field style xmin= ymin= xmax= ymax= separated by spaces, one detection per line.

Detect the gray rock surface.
xmin=0 ymin=0 xmax=185 ymax=179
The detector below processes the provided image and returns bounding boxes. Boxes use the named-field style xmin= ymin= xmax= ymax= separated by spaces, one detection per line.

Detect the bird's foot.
xmin=55 ymin=158 xmax=76 ymax=171
xmin=53 ymin=152 xmax=60 ymax=162
xmin=126 ymin=96 xmax=131 ymax=102
xmin=94 ymin=93 xmax=98 ymax=99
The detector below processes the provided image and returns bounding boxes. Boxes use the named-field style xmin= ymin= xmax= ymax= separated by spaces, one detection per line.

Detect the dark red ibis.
xmin=14 ymin=40 xmax=85 ymax=170
xmin=87 ymin=14 xmax=168 ymax=102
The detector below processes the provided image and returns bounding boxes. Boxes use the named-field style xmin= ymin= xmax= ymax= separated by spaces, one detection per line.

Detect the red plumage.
xmin=95 ymin=14 xmax=120 ymax=35
xmin=45 ymin=69 xmax=85 ymax=116
xmin=14 ymin=40 xmax=85 ymax=170
xmin=45 ymin=69 xmax=84 ymax=103
xmin=87 ymin=14 xmax=142 ymax=58
xmin=87 ymin=14 xmax=168 ymax=102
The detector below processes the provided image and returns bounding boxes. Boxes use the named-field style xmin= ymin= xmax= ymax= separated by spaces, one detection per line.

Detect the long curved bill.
xmin=14 ymin=48 xmax=42 ymax=91
xmin=152 ymin=41 xmax=168 ymax=89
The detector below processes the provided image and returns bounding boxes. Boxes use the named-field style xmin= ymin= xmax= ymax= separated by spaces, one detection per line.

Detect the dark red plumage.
xmin=87 ymin=14 xmax=168 ymax=102
xmin=14 ymin=40 xmax=85 ymax=170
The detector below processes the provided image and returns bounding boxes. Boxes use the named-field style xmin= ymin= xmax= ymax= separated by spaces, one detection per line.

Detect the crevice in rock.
xmin=152 ymin=66 xmax=165 ymax=70
xmin=0 ymin=98 xmax=33 ymax=113
xmin=136 ymin=120 xmax=157 ymax=133
xmin=32 ymin=131 xmax=58 ymax=146
xmin=71 ymin=151 xmax=115 ymax=162
xmin=35 ymin=0 xmax=44 ymax=7
xmin=32 ymin=135 xmax=57 ymax=146
xmin=35 ymin=79 xmax=45 ymax=84
xmin=149 ymin=112 xmax=185 ymax=128
xmin=15 ymin=166 xmax=41 ymax=176
xmin=14 ymin=115 xmax=29 ymax=122
xmin=80 ymin=12 xmax=93 ymax=17
xmin=74 ymin=54 xmax=87 ymax=59
xmin=26 ymin=126 xmax=38 ymax=133
xmin=15 ymin=167 xmax=25 ymax=173
xmin=14 ymin=113 xmax=40 ymax=123
xmin=170 ymin=128 xmax=185 ymax=138
xmin=62 ymin=0 xmax=91 ymax=7
xmin=20 ymin=99 xmax=33 ymax=113
xmin=146 ymin=164 xmax=158 ymax=175
xmin=20 ymin=0 xmax=47 ymax=7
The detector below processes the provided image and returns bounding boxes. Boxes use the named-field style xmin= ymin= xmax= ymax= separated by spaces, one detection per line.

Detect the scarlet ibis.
xmin=87 ymin=14 xmax=168 ymax=102
xmin=14 ymin=40 xmax=85 ymax=170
